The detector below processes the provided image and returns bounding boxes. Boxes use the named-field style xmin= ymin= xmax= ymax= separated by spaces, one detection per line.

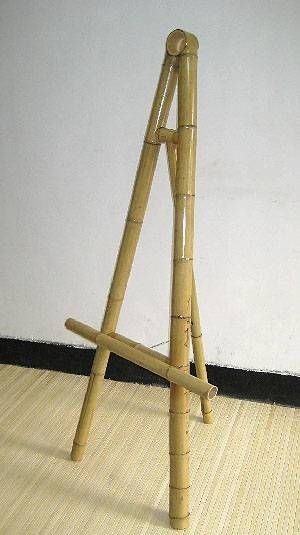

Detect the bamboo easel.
xmin=65 ymin=29 xmax=217 ymax=530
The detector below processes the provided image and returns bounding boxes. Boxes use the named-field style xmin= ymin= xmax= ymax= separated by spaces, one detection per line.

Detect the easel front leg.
xmin=71 ymin=52 xmax=178 ymax=462
xmin=163 ymin=139 xmax=213 ymax=424
xmin=167 ymin=30 xmax=199 ymax=530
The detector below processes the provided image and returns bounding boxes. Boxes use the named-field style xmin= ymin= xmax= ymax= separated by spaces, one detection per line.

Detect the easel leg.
xmin=71 ymin=54 xmax=178 ymax=462
xmin=168 ymin=32 xmax=198 ymax=530
xmin=191 ymin=277 xmax=213 ymax=423
xmin=165 ymin=141 xmax=213 ymax=424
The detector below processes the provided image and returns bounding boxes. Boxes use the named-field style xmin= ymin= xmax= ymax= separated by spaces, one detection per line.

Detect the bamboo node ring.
xmin=181 ymin=52 xmax=198 ymax=58
xmin=144 ymin=139 xmax=160 ymax=146
xmin=169 ymin=450 xmax=190 ymax=456
xmin=169 ymin=485 xmax=191 ymax=490
xmin=178 ymin=124 xmax=197 ymax=129
xmin=175 ymin=193 xmax=195 ymax=198
xmin=171 ymin=314 xmax=191 ymax=320
xmin=173 ymin=257 xmax=193 ymax=263
xmin=126 ymin=217 xmax=143 ymax=225
xmin=169 ymin=409 xmax=190 ymax=414
xmin=169 ymin=514 xmax=190 ymax=520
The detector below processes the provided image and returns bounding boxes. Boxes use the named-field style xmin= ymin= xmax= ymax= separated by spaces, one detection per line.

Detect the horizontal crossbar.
xmin=65 ymin=318 xmax=217 ymax=400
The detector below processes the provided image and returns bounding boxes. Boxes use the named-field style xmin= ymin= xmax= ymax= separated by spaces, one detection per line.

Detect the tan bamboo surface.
xmin=157 ymin=127 xmax=178 ymax=144
xmin=191 ymin=277 xmax=213 ymax=423
xmin=167 ymin=29 xmax=198 ymax=529
xmin=0 ymin=364 xmax=299 ymax=535
xmin=67 ymin=28 xmax=214 ymax=529
xmin=66 ymin=317 xmax=164 ymax=361
xmin=95 ymin=333 xmax=216 ymax=401
xmin=70 ymin=48 xmax=178 ymax=462
xmin=164 ymin=136 xmax=213 ymax=425
xmin=65 ymin=318 xmax=217 ymax=400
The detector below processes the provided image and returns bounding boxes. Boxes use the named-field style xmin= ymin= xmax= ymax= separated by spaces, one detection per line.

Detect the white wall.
xmin=1 ymin=1 xmax=299 ymax=374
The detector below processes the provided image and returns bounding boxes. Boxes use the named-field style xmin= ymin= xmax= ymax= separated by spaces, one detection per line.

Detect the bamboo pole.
xmin=65 ymin=318 xmax=218 ymax=400
xmin=69 ymin=49 xmax=178 ymax=462
xmin=167 ymin=29 xmax=199 ymax=530
xmin=95 ymin=333 xmax=217 ymax=400
xmin=65 ymin=318 xmax=163 ymax=361
xmin=157 ymin=127 xmax=178 ymax=144
xmin=164 ymin=139 xmax=213 ymax=424
xmin=191 ymin=278 xmax=213 ymax=423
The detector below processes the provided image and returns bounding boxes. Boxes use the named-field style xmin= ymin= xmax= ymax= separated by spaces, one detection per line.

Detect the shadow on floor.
xmin=0 ymin=444 xmax=170 ymax=529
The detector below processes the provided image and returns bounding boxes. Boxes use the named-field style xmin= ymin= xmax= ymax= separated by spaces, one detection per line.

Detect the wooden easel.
xmin=65 ymin=29 xmax=217 ymax=530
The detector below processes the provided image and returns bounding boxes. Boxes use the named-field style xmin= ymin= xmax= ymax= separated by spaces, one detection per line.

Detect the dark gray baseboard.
xmin=0 ymin=337 xmax=299 ymax=407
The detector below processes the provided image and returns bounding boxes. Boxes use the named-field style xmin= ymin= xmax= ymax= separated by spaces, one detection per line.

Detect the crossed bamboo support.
xmin=65 ymin=29 xmax=217 ymax=530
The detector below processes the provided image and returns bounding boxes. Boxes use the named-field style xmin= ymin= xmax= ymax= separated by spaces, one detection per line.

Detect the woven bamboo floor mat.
xmin=0 ymin=364 xmax=298 ymax=534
